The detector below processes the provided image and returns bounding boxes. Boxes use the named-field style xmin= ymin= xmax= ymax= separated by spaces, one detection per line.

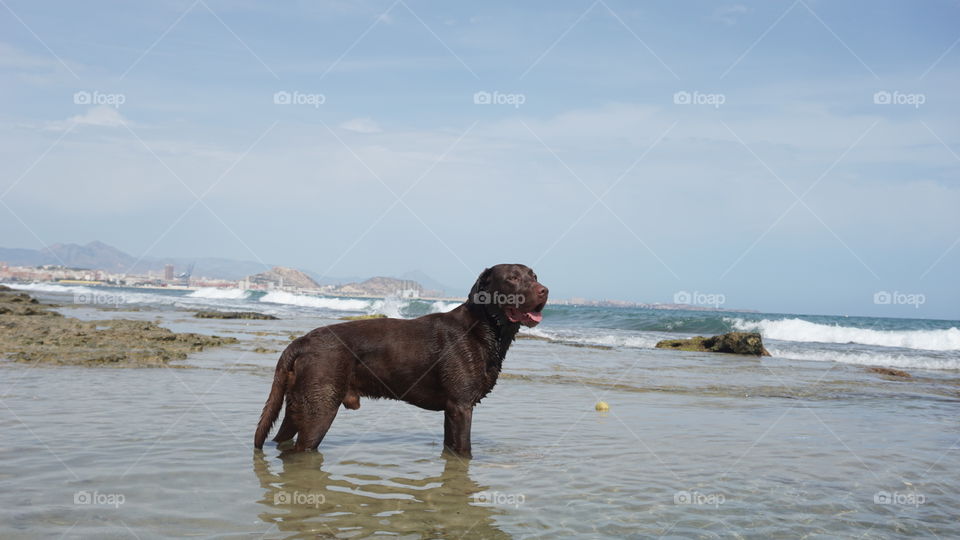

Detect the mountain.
xmin=0 ymin=241 xmax=453 ymax=293
xmin=303 ymin=270 xmax=367 ymax=287
xmin=0 ymin=246 xmax=55 ymax=267
xmin=0 ymin=241 xmax=137 ymax=271
xmin=398 ymin=270 xmax=454 ymax=296
xmin=0 ymin=241 xmax=270 ymax=279
xmin=41 ymin=241 xmax=137 ymax=273
xmin=335 ymin=276 xmax=442 ymax=297
xmin=247 ymin=266 xmax=321 ymax=290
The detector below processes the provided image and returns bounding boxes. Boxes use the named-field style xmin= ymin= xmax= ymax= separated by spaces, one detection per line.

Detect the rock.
xmin=339 ymin=314 xmax=387 ymax=321
xmin=867 ymin=366 xmax=911 ymax=378
xmin=655 ymin=332 xmax=771 ymax=356
xmin=0 ymin=289 xmax=238 ymax=367
xmin=194 ymin=310 xmax=278 ymax=320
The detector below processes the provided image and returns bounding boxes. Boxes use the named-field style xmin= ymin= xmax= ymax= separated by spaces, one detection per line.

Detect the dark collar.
xmin=467 ymin=302 xmax=520 ymax=362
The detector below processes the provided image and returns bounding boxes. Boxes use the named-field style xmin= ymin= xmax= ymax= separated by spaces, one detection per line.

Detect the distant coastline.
xmin=3 ymin=274 xmax=759 ymax=312
xmin=0 ymin=241 xmax=760 ymax=312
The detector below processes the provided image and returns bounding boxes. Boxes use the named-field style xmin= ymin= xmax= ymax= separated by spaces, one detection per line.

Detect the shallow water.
xmin=1 ymin=304 xmax=959 ymax=538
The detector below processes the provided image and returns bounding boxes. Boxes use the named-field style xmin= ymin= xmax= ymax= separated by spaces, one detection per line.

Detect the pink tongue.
xmin=505 ymin=308 xmax=543 ymax=326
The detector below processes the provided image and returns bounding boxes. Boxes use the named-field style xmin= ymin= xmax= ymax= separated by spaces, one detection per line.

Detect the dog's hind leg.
xmin=293 ymin=386 xmax=343 ymax=451
xmin=271 ymin=410 xmax=297 ymax=443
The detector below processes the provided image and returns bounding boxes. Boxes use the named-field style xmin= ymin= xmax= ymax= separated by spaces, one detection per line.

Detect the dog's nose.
xmin=537 ymin=285 xmax=548 ymax=298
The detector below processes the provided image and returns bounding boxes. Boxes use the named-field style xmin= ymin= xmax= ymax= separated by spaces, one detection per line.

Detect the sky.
xmin=0 ymin=0 xmax=958 ymax=319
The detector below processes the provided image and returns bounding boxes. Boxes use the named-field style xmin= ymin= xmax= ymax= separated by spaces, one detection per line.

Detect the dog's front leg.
xmin=443 ymin=404 xmax=473 ymax=458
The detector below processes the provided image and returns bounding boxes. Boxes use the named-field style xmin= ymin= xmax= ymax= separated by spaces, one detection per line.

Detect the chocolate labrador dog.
xmin=254 ymin=264 xmax=548 ymax=457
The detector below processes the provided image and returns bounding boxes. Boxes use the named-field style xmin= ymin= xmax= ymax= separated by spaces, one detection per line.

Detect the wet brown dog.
xmin=254 ymin=264 xmax=548 ymax=457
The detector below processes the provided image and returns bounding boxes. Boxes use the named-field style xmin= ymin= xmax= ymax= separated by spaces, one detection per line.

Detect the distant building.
xmin=164 ymin=264 xmax=174 ymax=281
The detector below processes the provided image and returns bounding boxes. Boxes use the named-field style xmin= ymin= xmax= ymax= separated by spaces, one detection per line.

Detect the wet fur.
xmin=254 ymin=264 xmax=547 ymax=457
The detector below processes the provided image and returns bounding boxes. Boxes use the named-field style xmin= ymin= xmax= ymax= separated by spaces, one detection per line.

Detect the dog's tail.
xmin=254 ymin=343 xmax=299 ymax=449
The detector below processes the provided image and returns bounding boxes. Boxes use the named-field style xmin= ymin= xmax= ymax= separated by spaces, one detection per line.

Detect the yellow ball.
xmin=595 ymin=401 xmax=610 ymax=412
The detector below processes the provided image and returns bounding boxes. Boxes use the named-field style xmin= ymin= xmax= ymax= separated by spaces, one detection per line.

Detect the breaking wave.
xmin=186 ymin=287 xmax=250 ymax=300
xmin=729 ymin=318 xmax=960 ymax=352
xmin=258 ymin=291 xmax=371 ymax=312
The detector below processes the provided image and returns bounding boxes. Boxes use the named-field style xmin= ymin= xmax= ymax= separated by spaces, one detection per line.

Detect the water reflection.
xmin=253 ymin=451 xmax=510 ymax=539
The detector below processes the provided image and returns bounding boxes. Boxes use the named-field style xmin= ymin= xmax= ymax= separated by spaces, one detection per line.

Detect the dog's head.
xmin=467 ymin=264 xmax=548 ymax=327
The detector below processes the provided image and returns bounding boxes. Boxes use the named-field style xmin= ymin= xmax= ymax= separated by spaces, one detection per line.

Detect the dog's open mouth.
xmin=504 ymin=304 xmax=545 ymax=327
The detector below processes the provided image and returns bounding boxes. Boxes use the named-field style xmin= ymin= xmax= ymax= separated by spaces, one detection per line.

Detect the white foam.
xmin=3 ymin=282 xmax=96 ymax=295
xmin=729 ymin=318 xmax=960 ymax=352
xmin=186 ymin=287 xmax=250 ymax=300
xmin=429 ymin=301 xmax=459 ymax=313
xmin=259 ymin=291 xmax=371 ymax=312
xmin=768 ymin=348 xmax=960 ymax=371
xmin=369 ymin=297 xmax=407 ymax=318
xmin=520 ymin=327 xmax=661 ymax=349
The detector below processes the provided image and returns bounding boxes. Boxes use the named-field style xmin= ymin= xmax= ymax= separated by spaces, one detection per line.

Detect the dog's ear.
xmin=467 ymin=267 xmax=493 ymax=304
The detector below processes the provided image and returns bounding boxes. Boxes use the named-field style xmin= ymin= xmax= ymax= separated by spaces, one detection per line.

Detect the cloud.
xmin=45 ymin=106 xmax=128 ymax=131
xmin=340 ymin=117 xmax=383 ymax=134
xmin=715 ymin=4 xmax=749 ymax=26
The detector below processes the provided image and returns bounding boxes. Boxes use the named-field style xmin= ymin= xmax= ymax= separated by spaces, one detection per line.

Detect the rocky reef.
xmin=866 ymin=366 xmax=911 ymax=378
xmin=194 ymin=310 xmax=278 ymax=320
xmin=0 ymin=286 xmax=238 ymax=367
xmin=655 ymin=332 xmax=771 ymax=356
xmin=339 ymin=314 xmax=387 ymax=321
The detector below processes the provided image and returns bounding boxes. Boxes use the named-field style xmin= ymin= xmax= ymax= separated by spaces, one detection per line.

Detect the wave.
xmin=259 ymin=291 xmax=371 ymax=312
xmin=369 ymin=297 xmax=407 ymax=318
xmin=729 ymin=318 xmax=960 ymax=352
xmin=768 ymin=347 xmax=960 ymax=371
xmin=429 ymin=301 xmax=459 ymax=313
xmin=520 ymin=327 xmax=662 ymax=349
xmin=186 ymin=287 xmax=250 ymax=300
xmin=3 ymin=282 xmax=97 ymax=295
